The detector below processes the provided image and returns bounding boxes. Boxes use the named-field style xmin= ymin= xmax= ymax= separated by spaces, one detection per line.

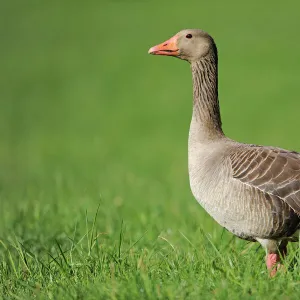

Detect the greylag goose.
xmin=148 ymin=29 xmax=300 ymax=276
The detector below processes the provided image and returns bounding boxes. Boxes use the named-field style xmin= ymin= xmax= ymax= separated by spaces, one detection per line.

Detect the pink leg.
xmin=266 ymin=253 xmax=281 ymax=277
xmin=258 ymin=239 xmax=288 ymax=277
xmin=266 ymin=243 xmax=287 ymax=277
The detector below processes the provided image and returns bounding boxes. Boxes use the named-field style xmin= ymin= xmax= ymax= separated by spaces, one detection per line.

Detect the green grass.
xmin=1 ymin=0 xmax=300 ymax=299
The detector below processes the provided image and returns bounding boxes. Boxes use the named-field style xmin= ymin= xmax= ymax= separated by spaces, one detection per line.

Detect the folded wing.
xmin=230 ymin=146 xmax=300 ymax=214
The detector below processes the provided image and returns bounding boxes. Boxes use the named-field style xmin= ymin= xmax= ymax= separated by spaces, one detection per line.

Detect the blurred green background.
xmin=1 ymin=0 xmax=300 ymax=298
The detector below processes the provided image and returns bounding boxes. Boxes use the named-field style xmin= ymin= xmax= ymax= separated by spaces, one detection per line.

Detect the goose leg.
xmin=266 ymin=253 xmax=281 ymax=277
xmin=257 ymin=239 xmax=287 ymax=277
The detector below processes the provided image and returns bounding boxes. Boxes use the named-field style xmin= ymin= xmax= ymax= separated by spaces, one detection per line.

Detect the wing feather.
xmin=230 ymin=146 xmax=300 ymax=214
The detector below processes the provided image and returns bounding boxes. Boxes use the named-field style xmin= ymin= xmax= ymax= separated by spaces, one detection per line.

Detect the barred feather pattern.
xmin=230 ymin=146 xmax=300 ymax=214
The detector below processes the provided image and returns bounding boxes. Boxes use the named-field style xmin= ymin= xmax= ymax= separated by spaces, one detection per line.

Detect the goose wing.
xmin=230 ymin=146 xmax=300 ymax=214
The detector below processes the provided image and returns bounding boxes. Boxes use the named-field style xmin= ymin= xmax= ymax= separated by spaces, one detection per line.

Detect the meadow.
xmin=1 ymin=1 xmax=300 ymax=299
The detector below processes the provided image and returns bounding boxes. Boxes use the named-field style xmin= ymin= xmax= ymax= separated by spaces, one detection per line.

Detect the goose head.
xmin=148 ymin=29 xmax=216 ymax=63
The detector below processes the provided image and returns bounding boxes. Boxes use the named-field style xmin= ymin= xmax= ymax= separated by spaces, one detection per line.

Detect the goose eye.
xmin=186 ymin=34 xmax=193 ymax=39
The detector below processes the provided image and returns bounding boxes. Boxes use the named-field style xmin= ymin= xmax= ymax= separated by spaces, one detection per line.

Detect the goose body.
xmin=189 ymin=140 xmax=300 ymax=241
xmin=149 ymin=29 xmax=300 ymax=275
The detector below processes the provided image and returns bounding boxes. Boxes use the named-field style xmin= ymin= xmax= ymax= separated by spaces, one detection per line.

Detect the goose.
xmin=148 ymin=29 xmax=300 ymax=276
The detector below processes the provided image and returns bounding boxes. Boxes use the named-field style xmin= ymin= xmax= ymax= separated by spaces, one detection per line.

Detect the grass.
xmin=1 ymin=0 xmax=300 ymax=299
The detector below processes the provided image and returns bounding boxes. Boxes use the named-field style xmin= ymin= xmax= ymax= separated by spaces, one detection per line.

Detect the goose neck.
xmin=190 ymin=57 xmax=224 ymax=141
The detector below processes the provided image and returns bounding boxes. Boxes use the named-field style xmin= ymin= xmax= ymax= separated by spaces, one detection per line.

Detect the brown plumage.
xmin=149 ymin=29 xmax=300 ymax=276
xmin=230 ymin=145 xmax=300 ymax=238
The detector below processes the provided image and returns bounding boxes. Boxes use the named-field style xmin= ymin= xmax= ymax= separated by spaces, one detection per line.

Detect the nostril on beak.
xmin=163 ymin=43 xmax=168 ymax=46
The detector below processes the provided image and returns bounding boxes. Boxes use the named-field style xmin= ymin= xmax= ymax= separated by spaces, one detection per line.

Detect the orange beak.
xmin=148 ymin=35 xmax=179 ymax=56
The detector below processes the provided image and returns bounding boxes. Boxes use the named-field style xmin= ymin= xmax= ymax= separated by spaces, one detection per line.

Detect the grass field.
xmin=1 ymin=1 xmax=300 ymax=299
